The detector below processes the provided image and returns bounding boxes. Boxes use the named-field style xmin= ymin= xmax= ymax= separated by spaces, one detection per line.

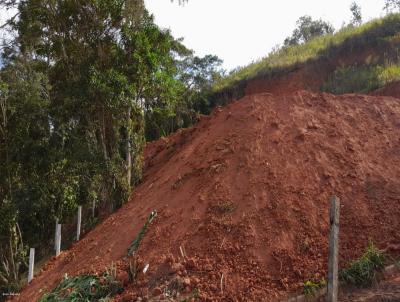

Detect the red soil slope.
xmin=13 ymin=91 xmax=400 ymax=301
xmin=340 ymin=273 xmax=400 ymax=301
xmin=371 ymin=81 xmax=400 ymax=99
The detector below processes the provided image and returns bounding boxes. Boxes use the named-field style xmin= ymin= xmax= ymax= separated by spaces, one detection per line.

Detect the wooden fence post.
xmin=327 ymin=196 xmax=340 ymax=302
xmin=55 ymin=223 xmax=61 ymax=256
xmin=28 ymin=248 xmax=35 ymax=283
xmin=76 ymin=206 xmax=82 ymax=241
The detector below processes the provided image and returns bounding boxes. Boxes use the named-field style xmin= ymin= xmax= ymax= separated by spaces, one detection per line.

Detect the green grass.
xmin=213 ymin=13 xmax=400 ymax=97
xmin=339 ymin=242 xmax=385 ymax=287
xmin=322 ymin=64 xmax=400 ymax=94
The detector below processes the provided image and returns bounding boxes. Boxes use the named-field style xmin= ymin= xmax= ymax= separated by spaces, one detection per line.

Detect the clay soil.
xmin=371 ymin=80 xmax=400 ymax=99
xmin=340 ymin=274 xmax=400 ymax=302
xmin=11 ymin=89 xmax=400 ymax=301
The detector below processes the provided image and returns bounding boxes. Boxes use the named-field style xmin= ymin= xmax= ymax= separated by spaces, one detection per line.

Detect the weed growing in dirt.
xmin=339 ymin=242 xmax=385 ymax=287
xmin=303 ymin=279 xmax=326 ymax=296
xmin=212 ymin=201 xmax=237 ymax=214
xmin=179 ymin=288 xmax=200 ymax=302
xmin=38 ymin=271 xmax=123 ymax=302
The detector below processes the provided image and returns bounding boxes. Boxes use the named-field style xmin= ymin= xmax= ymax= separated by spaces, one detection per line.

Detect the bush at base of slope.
xmin=340 ymin=242 xmax=386 ymax=287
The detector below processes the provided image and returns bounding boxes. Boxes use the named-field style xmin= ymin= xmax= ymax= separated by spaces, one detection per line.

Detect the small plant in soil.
xmin=303 ymin=279 xmax=326 ymax=296
xmin=213 ymin=201 xmax=237 ymax=214
xmin=179 ymin=288 xmax=200 ymax=302
xmin=340 ymin=242 xmax=385 ymax=287
xmin=39 ymin=269 xmax=123 ymax=302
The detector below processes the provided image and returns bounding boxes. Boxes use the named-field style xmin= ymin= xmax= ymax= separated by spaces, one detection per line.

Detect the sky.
xmin=144 ymin=0 xmax=387 ymax=70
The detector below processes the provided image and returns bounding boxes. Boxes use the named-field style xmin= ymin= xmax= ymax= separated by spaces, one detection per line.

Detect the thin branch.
xmin=0 ymin=12 xmax=20 ymax=30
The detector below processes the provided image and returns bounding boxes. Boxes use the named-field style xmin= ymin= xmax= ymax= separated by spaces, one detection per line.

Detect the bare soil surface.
xmin=12 ymin=91 xmax=400 ymax=301
xmin=371 ymin=81 xmax=400 ymax=99
xmin=340 ymin=274 xmax=400 ymax=302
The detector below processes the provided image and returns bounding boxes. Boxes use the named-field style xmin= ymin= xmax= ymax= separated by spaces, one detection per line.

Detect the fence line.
xmin=26 ymin=196 xmax=343 ymax=302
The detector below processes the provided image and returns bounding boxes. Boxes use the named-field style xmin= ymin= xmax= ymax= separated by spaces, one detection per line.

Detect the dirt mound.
xmin=14 ymin=91 xmax=400 ymax=301
xmin=340 ymin=274 xmax=400 ymax=302
xmin=371 ymin=81 xmax=400 ymax=99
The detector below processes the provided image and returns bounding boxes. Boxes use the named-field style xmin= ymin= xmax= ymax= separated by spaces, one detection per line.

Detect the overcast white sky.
xmin=145 ymin=0 xmax=387 ymax=70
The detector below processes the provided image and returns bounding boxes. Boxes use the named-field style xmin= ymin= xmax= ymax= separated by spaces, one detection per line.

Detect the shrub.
xmin=303 ymin=279 xmax=326 ymax=296
xmin=339 ymin=242 xmax=385 ymax=287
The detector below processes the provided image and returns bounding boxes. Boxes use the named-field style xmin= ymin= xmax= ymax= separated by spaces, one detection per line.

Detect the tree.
xmin=350 ymin=2 xmax=362 ymax=26
xmin=0 ymin=0 xmax=222 ymax=291
xmin=284 ymin=15 xmax=335 ymax=47
xmin=384 ymin=0 xmax=400 ymax=12
xmin=144 ymin=54 xmax=224 ymax=140
xmin=0 ymin=0 xmax=202 ymax=291
xmin=0 ymin=59 xmax=48 ymax=292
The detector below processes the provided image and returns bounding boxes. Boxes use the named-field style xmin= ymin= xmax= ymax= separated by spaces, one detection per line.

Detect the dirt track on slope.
xmin=12 ymin=91 xmax=400 ymax=301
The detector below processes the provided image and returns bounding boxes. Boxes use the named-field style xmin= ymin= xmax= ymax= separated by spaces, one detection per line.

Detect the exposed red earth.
xmin=340 ymin=274 xmax=400 ymax=302
xmin=371 ymin=80 xmax=400 ymax=99
xmin=11 ymin=86 xmax=400 ymax=301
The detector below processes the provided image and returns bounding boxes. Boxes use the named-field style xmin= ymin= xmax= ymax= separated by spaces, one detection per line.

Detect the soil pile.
xmin=14 ymin=91 xmax=400 ymax=301
xmin=371 ymin=81 xmax=400 ymax=99
xmin=340 ymin=274 xmax=400 ymax=302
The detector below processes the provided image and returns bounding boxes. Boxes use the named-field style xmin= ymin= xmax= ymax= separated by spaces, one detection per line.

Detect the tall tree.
xmin=284 ymin=15 xmax=335 ymax=47
xmin=0 ymin=0 xmax=223 ymax=292
xmin=0 ymin=0 xmax=191 ymax=291
xmin=350 ymin=2 xmax=362 ymax=26
xmin=384 ymin=0 xmax=400 ymax=12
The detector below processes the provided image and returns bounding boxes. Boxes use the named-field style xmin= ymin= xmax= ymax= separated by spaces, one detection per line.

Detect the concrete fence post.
xmin=327 ymin=196 xmax=340 ymax=302
xmin=76 ymin=206 xmax=82 ymax=241
xmin=54 ymin=218 xmax=58 ymax=251
xmin=28 ymin=248 xmax=35 ymax=283
xmin=55 ymin=223 xmax=61 ymax=256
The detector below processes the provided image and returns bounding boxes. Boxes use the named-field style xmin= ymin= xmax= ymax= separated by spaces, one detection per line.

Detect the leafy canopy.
xmin=283 ymin=15 xmax=335 ymax=47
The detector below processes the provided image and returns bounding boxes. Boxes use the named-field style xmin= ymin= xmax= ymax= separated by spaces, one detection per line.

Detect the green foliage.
xmin=0 ymin=223 xmax=27 ymax=295
xmin=0 ymin=0 xmax=222 ymax=292
xmin=322 ymin=64 xmax=400 ymax=94
xmin=303 ymin=279 xmax=326 ymax=296
xmin=350 ymin=2 xmax=362 ymax=26
xmin=213 ymin=13 xmax=400 ymax=97
xmin=340 ymin=242 xmax=386 ymax=287
xmin=39 ymin=272 xmax=122 ymax=302
xmin=144 ymin=54 xmax=224 ymax=140
xmin=384 ymin=0 xmax=400 ymax=12
xmin=284 ymin=15 xmax=335 ymax=47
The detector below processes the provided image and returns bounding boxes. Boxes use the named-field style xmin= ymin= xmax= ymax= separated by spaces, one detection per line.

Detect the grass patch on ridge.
xmin=213 ymin=13 xmax=400 ymax=96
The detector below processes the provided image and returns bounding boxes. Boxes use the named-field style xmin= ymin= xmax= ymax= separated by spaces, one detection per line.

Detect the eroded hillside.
xmin=14 ymin=90 xmax=400 ymax=301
